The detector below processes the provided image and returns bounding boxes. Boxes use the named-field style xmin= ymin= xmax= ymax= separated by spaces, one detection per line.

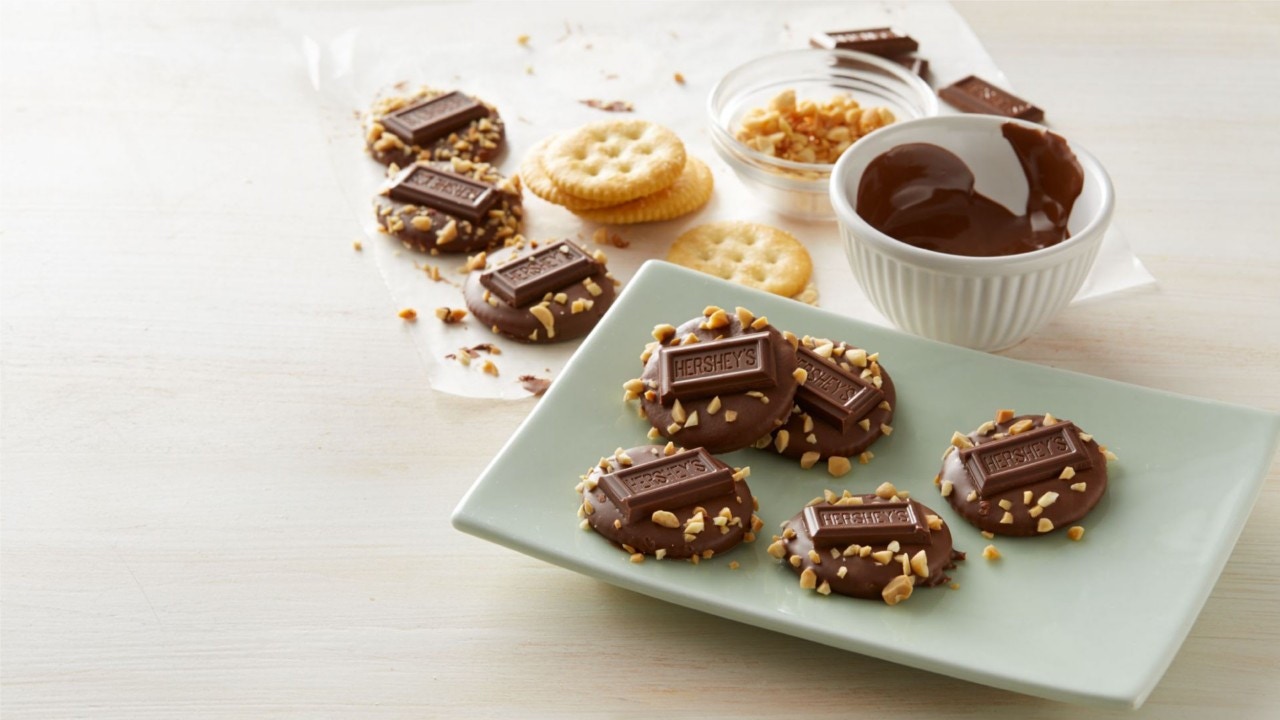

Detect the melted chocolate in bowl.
xmin=855 ymin=123 xmax=1084 ymax=257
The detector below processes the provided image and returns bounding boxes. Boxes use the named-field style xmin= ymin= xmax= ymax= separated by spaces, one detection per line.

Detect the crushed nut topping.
xmin=580 ymin=99 xmax=634 ymax=112
xmin=910 ymin=550 xmax=929 ymax=578
xmin=651 ymin=510 xmax=679 ymax=528
xmin=766 ymin=540 xmax=787 ymax=558
xmin=435 ymin=307 xmax=467 ymax=323
xmin=881 ymin=575 xmax=914 ymax=606
xmin=734 ymin=89 xmax=896 ymax=165
xmin=799 ymin=567 xmax=818 ymax=589
xmin=824 ymin=456 xmax=851 ymax=477
xmin=529 ymin=303 xmax=556 ymax=338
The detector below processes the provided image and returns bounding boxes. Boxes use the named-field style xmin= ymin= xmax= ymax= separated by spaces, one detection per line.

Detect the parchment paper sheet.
xmin=289 ymin=2 xmax=1154 ymax=399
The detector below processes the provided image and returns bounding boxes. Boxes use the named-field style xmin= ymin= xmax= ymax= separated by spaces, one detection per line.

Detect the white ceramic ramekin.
xmin=829 ymin=115 xmax=1115 ymax=351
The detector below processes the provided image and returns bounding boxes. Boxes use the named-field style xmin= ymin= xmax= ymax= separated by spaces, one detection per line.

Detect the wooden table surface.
xmin=2 ymin=2 xmax=1278 ymax=717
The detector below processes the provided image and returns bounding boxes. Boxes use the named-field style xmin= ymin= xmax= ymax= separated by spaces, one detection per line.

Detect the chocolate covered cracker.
xmin=463 ymin=240 xmax=617 ymax=344
xmin=364 ymin=86 xmax=506 ymax=166
xmin=374 ymin=159 xmax=523 ymax=254
xmin=770 ymin=485 xmax=962 ymax=604
xmin=627 ymin=306 xmax=800 ymax=454
xmin=937 ymin=411 xmax=1113 ymax=536
xmin=769 ymin=335 xmax=896 ymax=474
xmin=577 ymin=444 xmax=761 ymax=561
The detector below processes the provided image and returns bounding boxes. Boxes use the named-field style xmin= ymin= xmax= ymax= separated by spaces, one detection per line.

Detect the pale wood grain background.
xmin=2 ymin=2 xmax=1278 ymax=717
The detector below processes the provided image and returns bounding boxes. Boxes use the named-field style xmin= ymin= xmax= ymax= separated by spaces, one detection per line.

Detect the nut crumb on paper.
xmin=519 ymin=375 xmax=552 ymax=397
xmin=580 ymin=99 xmax=634 ymax=113
xmin=591 ymin=228 xmax=630 ymax=248
xmin=445 ymin=343 xmax=503 ymax=367
xmin=435 ymin=307 xmax=467 ymax=324
xmin=398 ymin=308 xmax=417 ymax=322
xmin=413 ymin=262 xmax=446 ymax=283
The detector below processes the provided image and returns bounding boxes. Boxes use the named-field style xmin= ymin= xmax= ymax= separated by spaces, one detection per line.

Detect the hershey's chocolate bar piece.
xmin=658 ymin=333 xmax=775 ymax=405
xmin=938 ymin=76 xmax=1045 ymax=123
xmin=793 ymin=345 xmax=883 ymax=434
xmin=803 ymin=500 xmax=930 ymax=547
xmin=389 ymin=164 xmax=498 ymax=224
xmin=810 ymin=28 xmax=918 ymax=57
xmin=479 ymin=241 xmax=596 ymax=308
xmin=599 ymin=448 xmax=736 ymax=524
xmin=381 ymin=91 xmax=488 ymax=145
xmin=959 ymin=422 xmax=1093 ymax=497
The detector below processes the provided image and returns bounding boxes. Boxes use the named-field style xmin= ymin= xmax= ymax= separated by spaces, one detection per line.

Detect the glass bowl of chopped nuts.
xmin=708 ymin=48 xmax=937 ymax=220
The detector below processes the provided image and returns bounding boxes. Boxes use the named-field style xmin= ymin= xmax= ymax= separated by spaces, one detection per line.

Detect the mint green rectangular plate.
xmin=452 ymin=261 xmax=1279 ymax=708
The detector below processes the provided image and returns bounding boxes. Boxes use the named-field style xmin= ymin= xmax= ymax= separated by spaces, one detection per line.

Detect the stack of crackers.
xmin=520 ymin=119 xmax=713 ymax=224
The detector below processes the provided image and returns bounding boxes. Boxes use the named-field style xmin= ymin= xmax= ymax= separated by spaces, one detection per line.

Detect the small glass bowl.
xmin=708 ymin=48 xmax=938 ymax=221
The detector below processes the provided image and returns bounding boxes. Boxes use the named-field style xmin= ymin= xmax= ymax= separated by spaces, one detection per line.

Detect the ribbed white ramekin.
xmin=830 ymin=115 xmax=1115 ymax=351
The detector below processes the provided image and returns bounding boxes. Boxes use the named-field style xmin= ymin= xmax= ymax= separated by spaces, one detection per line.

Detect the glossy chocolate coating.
xmin=939 ymin=414 xmax=1107 ymax=537
xmin=640 ymin=315 xmax=798 ymax=454
xmin=793 ymin=344 xmax=882 ymax=434
xmin=856 ymin=123 xmax=1084 ymax=257
xmin=778 ymin=495 xmax=960 ymax=600
xmin=771 ymin=338 xmax=896 ymax=462
xmin=581 ymin=445 xmax=755 ymax=560
xmin=463 ymin=242 xmax=615 ymax=344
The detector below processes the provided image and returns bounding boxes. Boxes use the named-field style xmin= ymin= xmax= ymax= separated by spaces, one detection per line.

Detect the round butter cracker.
xmin=519 ymin=136 xmax=617 ymax=211
xmin=543 ymin=120 xmax=686 ymax=203
xmin=571 ymin=157 xmax=714 ymax=225
xmin=667 ymin=221 xmax=813 ymax=298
